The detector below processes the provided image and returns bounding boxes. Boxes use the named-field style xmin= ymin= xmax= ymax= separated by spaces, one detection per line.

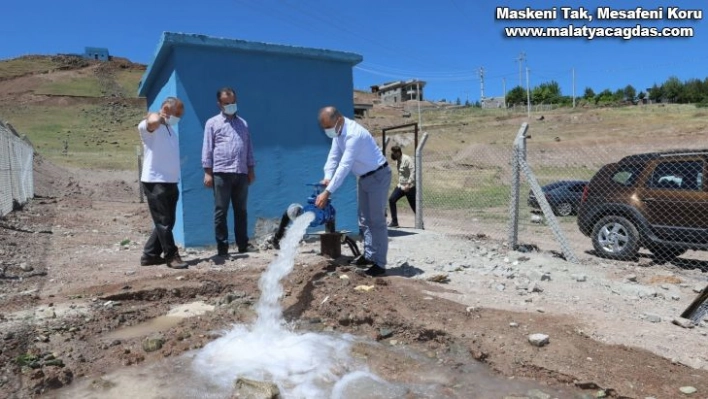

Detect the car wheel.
xmin=647 ymin=245 xmax=687 ymax=260
xmin=554 ymin=202 xmax=573 ymax=217
xmin=591 ymin=216 xmax=640 ymax=260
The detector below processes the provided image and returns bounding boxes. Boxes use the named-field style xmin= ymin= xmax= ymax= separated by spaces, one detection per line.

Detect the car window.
xmin=647 ymin=160 xmax=703 ymax=191
xmin=611 ymin=164 xmax=642 ymax=186
xmin=543 ymin=182 xmax=566 ymax=190
xmin=569 ymin=183 xmax=586 ymax=192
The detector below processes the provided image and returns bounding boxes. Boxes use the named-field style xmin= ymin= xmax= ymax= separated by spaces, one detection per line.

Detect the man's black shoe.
xmin=238 ymin=242 xmax=256 ymax=254
xmin=166 ymin=254 xmax=188 ymax=269
xmin=388 ymin=222 xmax=399 ymax=228
xmin=364 ymin=264 xmax=386 ymax=277
xmin=350 ymin=255 xmax=374 ymax=267
xmin=140 ymin=255 xmax=165 ymax=266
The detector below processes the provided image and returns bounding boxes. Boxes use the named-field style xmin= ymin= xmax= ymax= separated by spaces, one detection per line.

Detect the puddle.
xmin=49 ymin=334 xmax=580 ymax=399
xmin=104 ymin=301 xmax=214 ymax=341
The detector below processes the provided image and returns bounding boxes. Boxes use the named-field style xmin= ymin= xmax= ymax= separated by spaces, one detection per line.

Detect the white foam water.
xmin=192 ymin=212 xmax=361 ymax=398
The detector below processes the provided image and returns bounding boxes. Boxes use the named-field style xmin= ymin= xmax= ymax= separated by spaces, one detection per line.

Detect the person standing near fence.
xmin=315 ymin=106 xmax=391 ymax=277
xmin=202 ymin=87 xmax=256 ymax=257
xmin=387 ymin=145 xmax=415 ymax=228
xmin=138 ymin=97 xmax=188 ymax=269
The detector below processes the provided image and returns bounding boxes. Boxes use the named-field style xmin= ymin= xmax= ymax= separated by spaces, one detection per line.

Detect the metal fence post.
xmin=519 ymin=158 xmax=579 ymax=263
xmin=508 ymin=123 xmax=528 ymax=249
xmin=136 ymin=145 xmax=144 ymax=203
xmin=415 ymin=132 xmax=429 ymax=229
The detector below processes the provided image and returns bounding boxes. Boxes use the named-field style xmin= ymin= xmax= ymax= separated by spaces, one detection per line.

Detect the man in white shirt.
xmin=315 ymin=106 xmax=391 ymax=277
xmin=138 ymin=97 xmax=188 ymax=269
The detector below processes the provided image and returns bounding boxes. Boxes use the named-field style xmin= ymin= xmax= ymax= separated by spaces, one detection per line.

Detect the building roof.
xmin=138 ymin=32 xmax=363 ymax=97
xmin=85 ymin=47 xmax=109 ymax=53
xmin=376 ymin=79 xmax=426 ymax=92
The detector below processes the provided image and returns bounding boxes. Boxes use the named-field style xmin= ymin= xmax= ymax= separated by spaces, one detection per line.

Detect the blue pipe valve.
xmin=301 ymin=183 xmax=336 ymax=229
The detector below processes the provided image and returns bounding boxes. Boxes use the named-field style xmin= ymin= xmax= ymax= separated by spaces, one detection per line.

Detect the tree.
xmin=623 ymin=85 xmax=637 ymax=102
xmin=680 ymin=78 xmax=704 ymax=103
xmin=638 ymin=91 xmax=646 ymax=100
xmin=506 ymin=86 xmax=526 ymax=105
xmin=662 ymin=76 xmax=683 ymax=103
xmin=594 ymin=89 xmax=614 ymax=105
xmin=532 ymin=80 xmax=562 ymax=104
xmin=583 ymin=87 xmax=595 ymax=100
xmin=455 ymin=97 xmax=461 ymax=106
xmin=464 ymin=99 xmax=470 ymax=107
xmin=648 ymin=83 xmax=663 ymax=102
xmin=613 ymin=88 xmax=625 ymax=102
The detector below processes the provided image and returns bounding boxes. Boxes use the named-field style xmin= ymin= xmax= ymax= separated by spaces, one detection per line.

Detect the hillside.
xmin=1 ymin=54 xmax=707 ymax=173
xmin=0 ymin=55 xmax=147 ymax=169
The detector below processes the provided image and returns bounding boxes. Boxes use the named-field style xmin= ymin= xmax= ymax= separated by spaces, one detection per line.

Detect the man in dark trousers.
xmin=387 ymin=145 xmax=416 ymax=228
xmin=202 ymin=87 xmax=256 ymax=257
xmin=138 ymin=97 xmax=188 ymax=269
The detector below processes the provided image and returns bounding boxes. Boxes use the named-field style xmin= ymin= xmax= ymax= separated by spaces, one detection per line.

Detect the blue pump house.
xmin=137 ymin=32 xmax=363 ymax=247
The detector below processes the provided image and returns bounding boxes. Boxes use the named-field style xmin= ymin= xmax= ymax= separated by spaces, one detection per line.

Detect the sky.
xmin=2 ymin=0 xmax=706 ymax=102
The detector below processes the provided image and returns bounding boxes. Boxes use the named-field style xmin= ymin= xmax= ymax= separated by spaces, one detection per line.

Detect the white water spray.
xmin=252 ymin=212 xmax=313 ymax=333
xmin=192 ymin=212 xmax=360 ymax=398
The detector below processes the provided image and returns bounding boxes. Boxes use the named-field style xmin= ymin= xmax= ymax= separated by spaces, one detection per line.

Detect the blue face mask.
xmin=223 ymin=103 xmax=238 ymax=115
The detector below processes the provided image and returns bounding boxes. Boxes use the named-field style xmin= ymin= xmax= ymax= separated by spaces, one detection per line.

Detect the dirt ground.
xmin=1 ymin=156 xmax=708 ymax=399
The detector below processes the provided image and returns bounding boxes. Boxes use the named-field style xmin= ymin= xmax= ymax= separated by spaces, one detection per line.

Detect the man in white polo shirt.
xmin=138 ymin=96 xmax=188 ymax=269
xmin=315 ymin=106 xmax=391 ymax=277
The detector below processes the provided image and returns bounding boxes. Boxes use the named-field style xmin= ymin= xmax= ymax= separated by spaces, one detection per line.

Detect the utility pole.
xmin=478 ymin=67 xmax=485 ymax=104
xmin=416 ymin=79 xmax=422 ymax=129
xmin=572 ymin=68 xmax=576 ymax=108
xmin=517 ymin=51 xmax=526 ymax=87
xmin=526 ymin=67 xmax=531 ymax=119
xmin=502 ymin=78 xmax=507 ymax=108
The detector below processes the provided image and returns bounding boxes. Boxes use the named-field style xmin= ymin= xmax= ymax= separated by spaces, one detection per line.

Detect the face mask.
xmin=223 ymin=103 xmax=238 ymax=115
xmin=166 ymin=116 xmax=180 ymax=126
xmin=323 ymin=119 xmax=340 ymax=138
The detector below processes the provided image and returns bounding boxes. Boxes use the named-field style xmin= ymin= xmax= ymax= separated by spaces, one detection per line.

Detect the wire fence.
xmin=387 ymin=106 xmax=708 ymax=266
xmin=0 ymin=120 xmax=42 ymax=398
xmin=0 ymin=121 xmax=34 ymax=217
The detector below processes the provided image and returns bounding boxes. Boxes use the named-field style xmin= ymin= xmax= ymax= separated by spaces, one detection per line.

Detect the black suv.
xmin=577 ymin=150 xmax=708 ymax=260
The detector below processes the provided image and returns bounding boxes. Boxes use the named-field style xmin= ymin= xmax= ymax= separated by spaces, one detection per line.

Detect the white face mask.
xmin=166 ymin=116 xmax=180 ymax=126
xmin=323 ymin=118 xmax=340 ymax=138
xmin=223 ymin=103 xmax=238 ymax=115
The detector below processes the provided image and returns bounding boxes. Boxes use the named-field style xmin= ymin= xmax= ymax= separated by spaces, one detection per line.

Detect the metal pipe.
xmin=415 ymin=132 xmax=429 ymax=229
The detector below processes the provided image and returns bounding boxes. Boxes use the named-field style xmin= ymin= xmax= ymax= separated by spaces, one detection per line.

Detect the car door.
xmin=637 ymin=158 xmax=708 ymax=243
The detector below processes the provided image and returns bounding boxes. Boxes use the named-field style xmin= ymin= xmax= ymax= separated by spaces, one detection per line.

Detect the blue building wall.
xmin=138 ymin=33 xmax=362 ymax=248
xmin=84 ymin=47 xmax=109 ymax=61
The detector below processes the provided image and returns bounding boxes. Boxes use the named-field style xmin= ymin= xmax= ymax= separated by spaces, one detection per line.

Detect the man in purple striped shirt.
xmin=201 ymin=87 xmax=256 ymax=256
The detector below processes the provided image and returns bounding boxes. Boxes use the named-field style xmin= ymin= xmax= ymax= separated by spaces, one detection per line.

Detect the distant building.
xmin=481 ymin=96 xmax=505 ymax=109
xmin=353 ymin=103 xmax=373 ymax=118
xmin=370 ymin=79 xmax=425 ymax=104
xmin=84 ymin=47 xmax=110 ymax=61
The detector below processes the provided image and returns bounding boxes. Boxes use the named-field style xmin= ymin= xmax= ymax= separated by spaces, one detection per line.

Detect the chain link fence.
xmin=391 ymin=105 xmax=708 ymax=267
xmin=1 ymin=119 xmax=42 ymax=398
xmin=0 ymin=120 xmax=34 ymax=217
